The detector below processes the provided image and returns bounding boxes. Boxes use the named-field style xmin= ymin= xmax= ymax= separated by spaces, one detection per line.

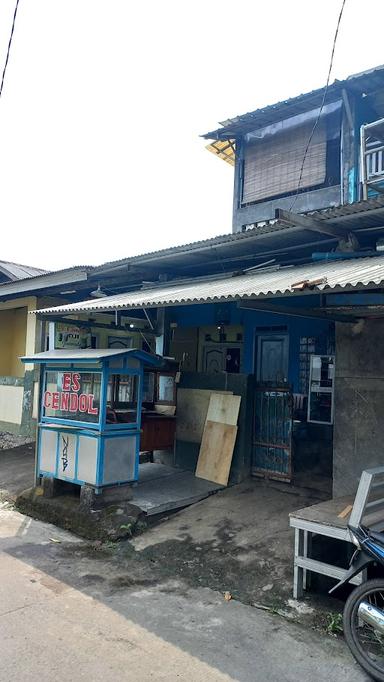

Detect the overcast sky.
xmin=0 ymin=0 xmax=383 ymax=271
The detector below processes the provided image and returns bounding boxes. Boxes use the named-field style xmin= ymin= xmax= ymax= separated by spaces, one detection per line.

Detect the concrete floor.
xmin=0 ymin=504 xmax=368 ymax=682
xmin=132 ymin=462 xmax=223 ymax=514
xmin=0 ymin=445 xmax=222 ymax=515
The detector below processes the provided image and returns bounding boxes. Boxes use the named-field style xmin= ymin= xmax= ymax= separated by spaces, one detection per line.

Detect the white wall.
xmin=0 ymin=385 xmax=24 ymax=425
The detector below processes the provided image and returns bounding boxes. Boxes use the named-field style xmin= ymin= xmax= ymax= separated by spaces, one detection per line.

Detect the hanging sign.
xmin=44 ymin=372 xmax=99 ymax=416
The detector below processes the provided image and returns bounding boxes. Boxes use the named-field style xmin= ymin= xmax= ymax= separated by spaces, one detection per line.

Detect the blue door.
xmin=256 ymin=334 xmax=289 ymax=384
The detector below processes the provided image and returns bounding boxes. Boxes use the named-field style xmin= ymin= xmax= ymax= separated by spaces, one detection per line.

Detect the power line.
xmin=290 ymin=0 xmax=347 ymax=210
xmin=0 ymin=0 xmax=21 ymax=100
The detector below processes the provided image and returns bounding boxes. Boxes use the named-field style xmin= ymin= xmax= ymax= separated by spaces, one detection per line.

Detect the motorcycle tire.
xmin=344 ymin=578 xmax=384 ymax=682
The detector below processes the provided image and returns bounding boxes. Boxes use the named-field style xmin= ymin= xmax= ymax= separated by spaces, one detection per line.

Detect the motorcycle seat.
xmin=368 ymin=529 xmax=384 ymax=546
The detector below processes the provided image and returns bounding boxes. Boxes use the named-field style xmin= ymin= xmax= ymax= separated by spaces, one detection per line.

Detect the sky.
xmin=0 ymin=0 xmax=383 ymax=271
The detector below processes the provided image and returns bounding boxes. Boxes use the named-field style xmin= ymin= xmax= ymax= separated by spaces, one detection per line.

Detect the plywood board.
xmin=176 ymin=388 xmax=232 ymax=443
xmin=206 ymin=394 xmax=241 ymax=426
xmin=195 ymin=420 xmax=238 ymax=486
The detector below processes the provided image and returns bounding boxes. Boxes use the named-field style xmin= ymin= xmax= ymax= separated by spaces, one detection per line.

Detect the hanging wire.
xmin=0 ymin=0 xmax=21 ymax=100
xmin=290 ymin=0 xmax=347 ymax=210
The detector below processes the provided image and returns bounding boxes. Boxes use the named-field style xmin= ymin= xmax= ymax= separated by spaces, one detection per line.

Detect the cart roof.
xmin=20 ymin=348 xmax=163 ymax=366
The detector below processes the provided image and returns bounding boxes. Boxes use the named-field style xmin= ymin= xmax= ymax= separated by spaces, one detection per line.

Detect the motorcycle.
xmin=330 ymin=524 xmax=384 ymax=681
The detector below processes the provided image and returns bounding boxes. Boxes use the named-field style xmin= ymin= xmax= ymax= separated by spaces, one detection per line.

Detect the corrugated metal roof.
xmin=20 ymin=348 xmax=162 ymax=366
xmin=33 ymin=254 xmax=384 ymax=315
xmin=93 ymin=222 xmax=288 ymax=273
xmin=0 ymin=265 xmax=94 ymax=296
xmin=0 ymin=260 xmax=48 ymax=281
xmin=202 ymin=65 xmax=384 ymax=140
xmin=93 ymin=197 xmax=384 ymax=274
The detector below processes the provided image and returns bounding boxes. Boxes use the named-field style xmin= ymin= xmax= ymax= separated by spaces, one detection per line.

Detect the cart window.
xmin=43 ymin=371 xmax=101 ymax=423
xmin=110 ymin=374 xmax=139 ymax=424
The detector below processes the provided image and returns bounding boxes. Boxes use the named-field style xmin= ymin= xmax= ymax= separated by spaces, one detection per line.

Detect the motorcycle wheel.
xmin=344 ymin=578 xmax=384 ymax=681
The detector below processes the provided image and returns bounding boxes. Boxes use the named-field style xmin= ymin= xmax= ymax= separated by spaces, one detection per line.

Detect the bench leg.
xmin=303 ymin=530 xmax=312 ymax=591
xmin=293 ymin=528 xmax=305 ymax=599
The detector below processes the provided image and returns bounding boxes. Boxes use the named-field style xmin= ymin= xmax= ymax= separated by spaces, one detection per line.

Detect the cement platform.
xmin=131 ymin=463 xmax=223 ymax=515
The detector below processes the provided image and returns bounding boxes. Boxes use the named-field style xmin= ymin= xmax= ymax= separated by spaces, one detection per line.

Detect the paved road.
xmin=0 ymin=505 xmax=369 ymax=681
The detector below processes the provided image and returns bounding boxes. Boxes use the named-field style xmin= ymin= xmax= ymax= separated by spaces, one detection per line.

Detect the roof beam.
xmin=37 ymin=314 xmax=157 ymax=333
xmin=275 ymin=208 xmax=350 ymax=238
xmin=238 ymin=299 xmax=358 ymax=323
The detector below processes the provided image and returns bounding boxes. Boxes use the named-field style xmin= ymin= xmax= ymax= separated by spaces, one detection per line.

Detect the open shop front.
xmin=30 ymin=314 xmax=338 ymax=503
xmin=32 ymin=254 xmax=384 ymax=503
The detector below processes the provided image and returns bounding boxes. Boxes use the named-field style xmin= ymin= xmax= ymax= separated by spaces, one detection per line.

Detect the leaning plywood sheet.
xmin=195 ymin=420 xmax=238 ymax=486
xmin=206 ymin=394 xmax=241 ymax=426
xmin=176 ymin=388 xmax=232 ymax=443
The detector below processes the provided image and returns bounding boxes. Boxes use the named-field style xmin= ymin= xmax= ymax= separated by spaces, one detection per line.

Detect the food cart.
xmin=21 ymin=348 xmax=164 ymax=495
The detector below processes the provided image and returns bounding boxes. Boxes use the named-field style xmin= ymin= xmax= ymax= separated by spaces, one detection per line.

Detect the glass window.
xmin=308 ymin=356 xmax=334 ymax=424
xmin=110 ymin=374 xmax=139 ymax=424
xmin=157 ymin=374 xmax=176 ymax=404
xmin=43 ymin=370 xmax=101 ymax=424
xmin=142 ymin=372 xmax=155 ymax=404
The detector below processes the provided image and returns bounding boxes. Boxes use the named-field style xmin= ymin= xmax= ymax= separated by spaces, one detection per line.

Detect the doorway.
xmin=253 ymin=332 xmax=291 ymax=480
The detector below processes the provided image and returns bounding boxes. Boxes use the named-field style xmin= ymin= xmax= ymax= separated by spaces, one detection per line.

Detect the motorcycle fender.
xmin=329 ymin=550 xmax=373 ymax=594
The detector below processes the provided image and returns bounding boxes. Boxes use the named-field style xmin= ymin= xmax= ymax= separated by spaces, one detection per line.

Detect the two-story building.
xmin=15 ymin=64 xmax=384 ymax=501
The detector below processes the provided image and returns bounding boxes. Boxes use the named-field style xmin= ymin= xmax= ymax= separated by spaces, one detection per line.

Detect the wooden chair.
xmin=289 ymin=466 xmax=384 ymax=599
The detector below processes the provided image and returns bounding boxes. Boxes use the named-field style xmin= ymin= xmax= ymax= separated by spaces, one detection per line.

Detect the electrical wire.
xmin=0 ymin=0 xmax=21 ymax=100
xmin=290 ymin=0 xmax=347 ymax=210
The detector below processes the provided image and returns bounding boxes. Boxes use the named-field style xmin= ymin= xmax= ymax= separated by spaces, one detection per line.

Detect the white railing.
xmin=361 ymin=118 xmax=384 ymax=199
xmin=365 ymin=145 xmax=384 ymax=179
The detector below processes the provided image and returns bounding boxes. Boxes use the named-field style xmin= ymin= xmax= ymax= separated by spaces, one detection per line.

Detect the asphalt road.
xmin=0 ymin=504 xmax=369 ymax=682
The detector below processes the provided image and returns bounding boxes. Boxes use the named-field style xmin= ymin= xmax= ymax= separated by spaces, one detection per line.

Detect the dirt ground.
xmin=29 ymin=476 xmax=340 ymax=629
xmin=1 ymin=444 xmax=342 ymax=626
xmin=0 ymin=443 xmax=35 ymax=501
xmin=124 ymin=479 xmax=336 ymax=620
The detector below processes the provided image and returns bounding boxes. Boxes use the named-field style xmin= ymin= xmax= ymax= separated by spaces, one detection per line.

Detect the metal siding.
xmin=102 ymin=434 xmax=137 ymax=484
xmin=77 ymin=435 xmax=98 ymax=485
xmin=56 ymin=431 xmax=77 ymax=481
xmin=39 ymin=428 xmax=57 ymax=474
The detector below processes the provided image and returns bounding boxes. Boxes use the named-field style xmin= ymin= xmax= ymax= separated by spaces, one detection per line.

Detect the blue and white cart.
xmin=21 ymin=348 xmax=162 ymax=493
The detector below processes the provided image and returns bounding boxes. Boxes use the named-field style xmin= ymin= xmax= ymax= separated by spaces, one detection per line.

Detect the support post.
xmin=293 ymin=528 xmax=305 ymax=599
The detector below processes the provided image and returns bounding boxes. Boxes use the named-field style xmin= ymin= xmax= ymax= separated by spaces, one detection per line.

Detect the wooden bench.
xmin=289 ymin=466 xmax=384 ymax=599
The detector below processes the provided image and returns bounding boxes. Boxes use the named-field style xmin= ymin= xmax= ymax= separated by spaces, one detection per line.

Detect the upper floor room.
xmin=203 ymin=65 xmax=384 ymax=233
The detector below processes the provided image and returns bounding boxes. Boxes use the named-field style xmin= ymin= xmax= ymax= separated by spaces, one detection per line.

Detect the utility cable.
xmin=0 ymin=0 xmax=21 ymax=100
xmin=290 ymin=0 xmax=347 ymax=210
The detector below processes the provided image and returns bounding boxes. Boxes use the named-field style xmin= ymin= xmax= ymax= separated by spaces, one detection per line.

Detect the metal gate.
xmin=252 ymin=386 xmax=292 ymax=481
